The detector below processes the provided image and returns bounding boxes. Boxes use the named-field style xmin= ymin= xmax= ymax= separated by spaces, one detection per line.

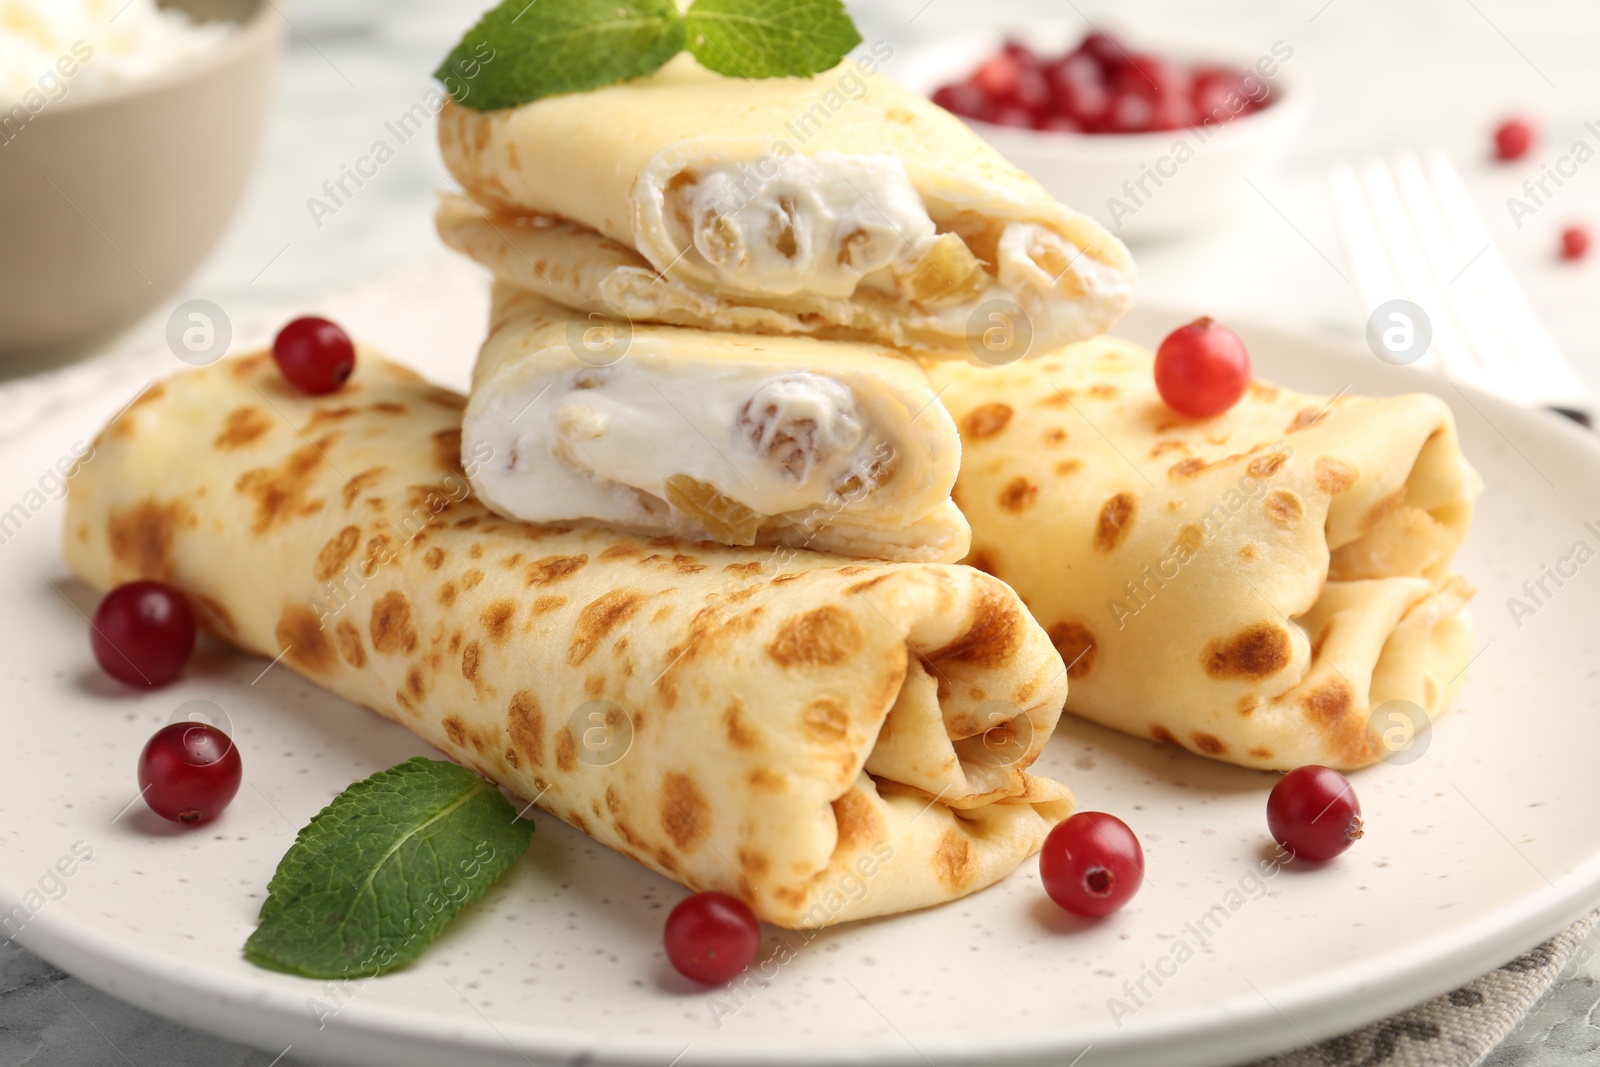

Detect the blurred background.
xmin=4 ymin=0 xmax=1591 ymax=382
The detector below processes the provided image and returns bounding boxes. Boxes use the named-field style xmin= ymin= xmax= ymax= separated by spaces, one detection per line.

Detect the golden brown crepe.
xmin=930 ymin=336 xmax=1482 ymax=771
xmin=63 ymin=351 xmax=1072 ymax=927
xmin=437 ymin=55 xmax=1135 ymax=358
xmin=465 ymin=284 xmax=970 ymax=563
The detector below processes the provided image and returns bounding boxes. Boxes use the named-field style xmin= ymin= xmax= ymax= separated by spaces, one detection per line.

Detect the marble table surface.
xmin=4 ymin=0 xmax=1600 ymax=1063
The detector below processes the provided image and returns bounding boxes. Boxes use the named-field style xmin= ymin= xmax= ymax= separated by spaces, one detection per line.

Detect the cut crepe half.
xmin=930 ymin=337 xmax=1483 ymax=771
xmin=63 ymin=351 xmax=1072 ymax=927
xmin=437 ymin=55 xmax=1135 ymax=359
xmin=467 ymin=284 xmax=970 ymax=564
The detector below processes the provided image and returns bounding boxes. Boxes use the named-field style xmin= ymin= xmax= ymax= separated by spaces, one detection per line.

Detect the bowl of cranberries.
xmin=904 ymin=27 xmax=1312 ymax=240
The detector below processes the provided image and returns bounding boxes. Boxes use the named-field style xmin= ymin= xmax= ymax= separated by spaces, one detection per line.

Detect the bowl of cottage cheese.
xmin=0 ymin=0 xmax=279 ymax=358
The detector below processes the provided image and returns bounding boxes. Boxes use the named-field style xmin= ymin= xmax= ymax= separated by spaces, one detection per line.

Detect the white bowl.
xmin=0 ymin=0 xmax=280 ymax=361
xmin=892 ymin=26 xmax=1313 ymax=243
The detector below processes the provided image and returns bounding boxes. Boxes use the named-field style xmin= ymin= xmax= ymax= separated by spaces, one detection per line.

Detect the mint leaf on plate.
xmin=684 ymin=0 xmax=863 ymax=79
xmin=435 ymin=0 xmax=686 ymax=111
xmin=245 ymin=758 xmax=534 ymax=979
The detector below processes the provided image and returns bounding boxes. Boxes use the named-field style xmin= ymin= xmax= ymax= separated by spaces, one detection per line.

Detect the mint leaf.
xmin=684 ymin=0 xmax=862 ymax=79
xmin=245 ymin=758 xmax=534 ymax=979
xmin=434 ymin=0 xmax=685 ymax=111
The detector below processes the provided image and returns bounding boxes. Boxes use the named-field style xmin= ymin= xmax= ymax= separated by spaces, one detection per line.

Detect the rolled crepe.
xmin=929 ymin=337 xmax=1483 ymax=771
xmin=437 ymin=54 xmax=1135 ymax=358
xmin=63 ymin=351 xmax=1072 ymax=927
xmin=467 ymin=284 xmax=969 ymax=564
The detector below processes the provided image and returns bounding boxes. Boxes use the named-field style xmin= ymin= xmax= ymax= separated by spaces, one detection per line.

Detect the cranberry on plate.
xmin=1040 ymin=811 xmax=1144 ymax=917
xmin=1560 ymin=225 xmax=1590 ymax=261
xmin=91 ymin=580 xmax=196 ymax=688
xmin=138 ymin=722 xmax=243 ymax=826
xmin=1267 ymin=766 xmax=1363 ymax=862
xmin=664 ymin=892 xmax=760 ymax=984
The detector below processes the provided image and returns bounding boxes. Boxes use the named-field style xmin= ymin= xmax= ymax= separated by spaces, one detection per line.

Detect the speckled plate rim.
xmin=9 ymin=308 xmax=1600 ymax=1067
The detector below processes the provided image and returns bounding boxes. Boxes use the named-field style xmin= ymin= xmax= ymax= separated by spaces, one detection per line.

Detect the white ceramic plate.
xmin=4 ymin=280 xmax=1599 ymax=1067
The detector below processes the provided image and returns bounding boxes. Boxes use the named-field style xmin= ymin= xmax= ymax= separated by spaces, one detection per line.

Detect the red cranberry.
xmin=1040 ymin=812 xmax=1144 ymax=917
xmin=1115 ymin=54 xmax=1191 ymax=101
xmin=1002 ymin=40 xmax=1042 ymax=70
xmin=1103 ymin=92 xmax=1156 ymax=134
xmin=1078 ymin=31 xmax=1131 ymax=75
xmin=138 ymin=723 xmax=243 ymax=825
xmin=972 ymin=54 xmax=1021 ymax=99
xmin=1267 ymin=766 xmax=1363 ymax=862
xmin=1494 ymin=117 xmax=1536 ymax=161
xmin=1154 ymin=317 xmax=1252 ymax=418
xmin=91 ymin=581 xmax=196 ymax=688
xmin=664 ymin=892 xmax=760 ymax=984
xmin=991 ymin=105 xmax=1037 ymax=129
xmin=1010 ymin=67 xmax=1052 ymax=112
xmin=932 ymin=82 xmax=994 ymax=121
xmin=272 ymin=316 xmax=355 ymax=396
xmin=1560 ymin=225 xmax=1590 ymax=261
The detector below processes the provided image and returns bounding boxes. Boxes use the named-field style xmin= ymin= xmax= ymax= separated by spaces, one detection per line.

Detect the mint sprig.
xmin=437 ymin=0 xmax=863 ymax=111
xmin=686 ymin=0 xmax=862 ymax=79
xmin=245 ymin=758 xmax=534 ymax=979
xmin=435 ymin=0 xmax=685 ymax=112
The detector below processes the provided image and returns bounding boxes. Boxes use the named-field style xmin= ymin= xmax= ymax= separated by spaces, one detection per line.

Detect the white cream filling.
xmin=470 ymin=358 xmax=894 ymax=533
xmin=663 ymin=152 xmax=1122 ymax=340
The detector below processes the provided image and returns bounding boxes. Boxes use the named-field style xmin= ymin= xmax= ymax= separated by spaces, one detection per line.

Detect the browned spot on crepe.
xmin=1151 ymin=440 xmax=1187 ymax=458
xmin=532 ymin=594 xmax=567 ymax=615
xmin=335 ymin=619 xmax=366 ymax=668
xmin=724 ymin=561 xmax=763 ymax=577
xmin=1302 ymin=680 xmax=1371 ymax=763
xmin=433 ymin=428 xmax=465 ymax=479
xmin=214 ymin=407 xmax=273 ymax=450
xmin=526 ymin=554 xmax=587 ymax=585
xmin=723 ymin=702 xmax=761 ymax=750
xmin=341 ymin=467 xmax=384 ymax=508
xmin=506 ymin=691 xmax=544 ymax=768
xmin=802 ymin=698 xmax=849 ymax=742
xmin=998 ymin=476 xmax=1038 ymax=513
xmin=461 ymin=640 xmax=481 ymax=681
xmin=1169 ymin=456 xmax=1210 ymax=480
xmin=1238 ymin=543 xmax=1257 ymax=561
xmin=107 ymin=498 xmax=192 ymax=581
xmin=659 ymin=771 xmax=710 ymax=849
xmin=748 ymin=768 xmax=785 ymax=792
xmin=1042 ymin=426 xmax=1068 ymax=446
xmin=933 ymin=830 xmax=974 ymax=890
xmin=370 ymin=590 xmax=418 ymax=654
xmin=1048 ymin=621 xmax=1097 ymax=680
xmin=1052 ymin=458 xmax=1084 ymax=478
xmin=1247 ymin=451 xmax=1287 ymax=478
xmin=831 ymin=788 xmax=880 ymax=850
xmin=1093 ymin=492 xmax=1137 ymax=553
xmin=1151 ymin=725 xmax=1179 ymax=746
xmin=314 ymin=525 xmax=361 ymax=582
xmin=961 ymin=402 xmax=1013 ymax=440
xmin=1088 ymin=383 xmax=1118 ymax=400
xmin=1302 ymin=679 xmax=1352 ymax=724
xmin=275 ymin=603 xmax=334 ymax=673
xmin=481 ymin=599 xmax=516 ymax=643
xmin=568 ymin=590 xmax=645 ymax=666
xmin=442 ymin=715 xmax=467 ymax=746
xmin=235 ymin=438 xmax=333 ymax=533
xmin=422 ymin=547 xmax=446 ymax=570
xmin=1288 ymin=407 xmax=1325 ymax=432
xmin=599 ymin=543 xmax=640 ymax=561
xmin=1238 ymin=695 xmax=1264 ymax=716
xmin=1191 ymin=732 xmax=1228 ymax=755
xmin=738 ymin=848 xmax=771 ymax=876
xmin=1315 ymin=456 xmax=1359 ymax=495
xmin=1204 ymin=624 xmax=1291 ymax=678
xmin=1264 ymin=489 xmax=1304 ymax=527
xmin=229 ymin=353 xmax=269 ymax=379
xmin=768 ymin=606 xmax=859 ymax=667
xmin=930 ymin=586 xmax=1020 ymax=668
xmin=406 ymin=667 xmax=428 ymax=700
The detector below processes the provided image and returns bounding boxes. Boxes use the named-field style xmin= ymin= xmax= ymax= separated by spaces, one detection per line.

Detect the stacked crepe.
xmin=63 ymin=52 xmax=1150 ymax=928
